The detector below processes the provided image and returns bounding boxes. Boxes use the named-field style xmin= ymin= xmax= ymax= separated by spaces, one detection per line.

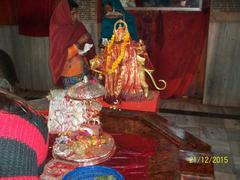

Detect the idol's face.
xmin=115 ymin=27 xmax=125 ymax=42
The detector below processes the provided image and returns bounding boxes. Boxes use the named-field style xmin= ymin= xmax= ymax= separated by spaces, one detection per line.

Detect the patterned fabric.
xmin=47 ymin=89 xmax=87 ymax=134
xmin=62 ymin=74 xmax=84 ymax=89
xmin=102 ymin=40 xmax=145 ymax=104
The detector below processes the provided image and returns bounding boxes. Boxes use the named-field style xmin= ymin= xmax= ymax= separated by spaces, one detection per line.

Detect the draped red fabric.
xmin=131 ymin=11 xmax=209 ymax=98
xmin=17 ymin=0 xmax=61 ymax=36
xmin=0 ymin=0 xmax=17 ymax=25
xmin=49 ymin=0 xmax=96 ymax=85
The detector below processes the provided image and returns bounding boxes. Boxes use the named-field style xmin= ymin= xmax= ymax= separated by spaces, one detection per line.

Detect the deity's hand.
xmin=89 ymin=55 xmax=104 ymax=75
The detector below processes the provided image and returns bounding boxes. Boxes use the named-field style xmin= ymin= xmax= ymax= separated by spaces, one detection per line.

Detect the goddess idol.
xmin=91 ymin=19 xmax=166 ymax=105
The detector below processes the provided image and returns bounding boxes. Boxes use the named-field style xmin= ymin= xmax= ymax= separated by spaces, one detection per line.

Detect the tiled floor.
xmin=159 ymin=98 xmax=240 ymax=180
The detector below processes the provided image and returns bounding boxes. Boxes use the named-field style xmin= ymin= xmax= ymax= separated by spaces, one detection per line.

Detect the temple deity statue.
xmin=90 ymin=19 xmax=166 ymax=105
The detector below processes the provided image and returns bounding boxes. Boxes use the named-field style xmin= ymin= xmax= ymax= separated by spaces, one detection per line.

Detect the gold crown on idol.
xmin=113 ymin=19 xmax=128 ymax=34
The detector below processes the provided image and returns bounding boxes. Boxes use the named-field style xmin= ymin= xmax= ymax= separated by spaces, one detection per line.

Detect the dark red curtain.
xmin=17 ymin=0 xmax=61 ymax=36
xmin=0 ymin=0 xmax=17 ymax=25
xmin=131 ymin=11 xmax=209 ymax=99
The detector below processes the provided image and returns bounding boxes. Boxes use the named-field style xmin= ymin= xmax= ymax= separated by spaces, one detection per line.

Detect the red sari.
xmin=49 ymin=0 xmax=95 ymax=85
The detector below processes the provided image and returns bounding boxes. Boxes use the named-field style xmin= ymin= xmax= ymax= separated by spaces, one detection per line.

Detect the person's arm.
xmin=66 ymin=33 xmax=90 ymax=60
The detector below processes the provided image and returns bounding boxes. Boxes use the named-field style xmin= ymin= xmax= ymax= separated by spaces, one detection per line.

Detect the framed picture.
xmin=120 ymin=0 xmax=203 ymax=11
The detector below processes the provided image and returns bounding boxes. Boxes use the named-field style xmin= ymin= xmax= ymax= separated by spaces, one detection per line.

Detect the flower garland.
xmin=105 ymin=31 xmax=130 ymax=74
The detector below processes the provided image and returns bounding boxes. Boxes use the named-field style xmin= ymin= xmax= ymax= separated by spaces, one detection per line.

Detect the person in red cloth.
xmin=0 ymin=89 xmax=49 ymax=179
xmin=49 ymin=0 xmax=96 ymax=88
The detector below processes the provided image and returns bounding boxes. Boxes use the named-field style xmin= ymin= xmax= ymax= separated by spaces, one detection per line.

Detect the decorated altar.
xmin=33 ymin=104 xmax=214 ymax=180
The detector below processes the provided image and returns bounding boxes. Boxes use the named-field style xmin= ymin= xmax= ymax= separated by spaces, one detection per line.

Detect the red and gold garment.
xmin=102 ymin=40 xmax=145 ymax=103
